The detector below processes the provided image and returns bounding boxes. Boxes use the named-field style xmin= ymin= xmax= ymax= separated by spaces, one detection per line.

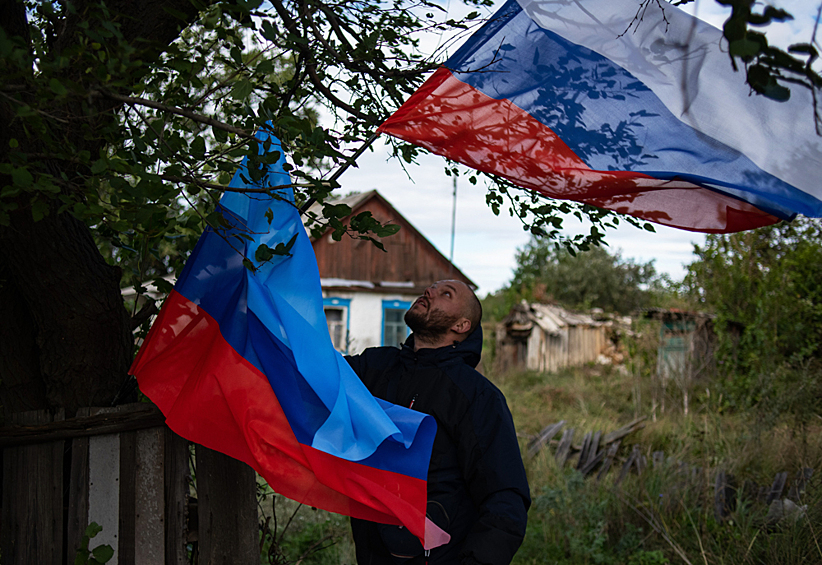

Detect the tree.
xmin=682 ymin=217 xmax=822 ymax=373
xmin=0 ymin=0 xmax=817 ymax=418
xmin=493 ymin=240 xmax=666 ymax=316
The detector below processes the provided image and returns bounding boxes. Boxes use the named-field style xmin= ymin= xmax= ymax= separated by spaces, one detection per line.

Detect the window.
xmin=323 ymin=297 xmax=350 ymax=353
xmin=382 ymin=300 xmax=411 ymax=347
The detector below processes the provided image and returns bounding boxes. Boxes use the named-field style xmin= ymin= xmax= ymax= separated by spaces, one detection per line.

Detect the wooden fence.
xmin=0 ymin=403 xmax=258 ymax=565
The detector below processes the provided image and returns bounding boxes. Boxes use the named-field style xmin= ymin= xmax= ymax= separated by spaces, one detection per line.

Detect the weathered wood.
xmin=580 ymin=447 xmax=605 ymax=477
xmin=555 ymin=428 xmax=575 ymax=468
xmin=714 ymin=470 xmax=736 ymax=521
xmin=601 ymin=417 xmax=647 ymax=446
xmin=590 ymin=431 xmax=602 ymax=461
xmin=118 ymin=429 xmax=138 ymax=565
xmin=616 ymin=446 xmax=640 ymax=485
xmin=67 ymin=430 xmax=91 ymax=559
xmin=88 ymin=423 xmax=121 ymax=563
xmin=527 ymin=421 xmax=565 ymax=458
xmin=135 ymin=427 xmax=165 ymax=564
xmin=765 ymin=472 xmax=788 ymax=505
xmin=596 ymin=440 xmax=621 ymax=482
xmin=576 ymin=432 xmax=593 ymax=471
xmin=0 ymin=410 xmax=64 ymax=565
xmin=165 ymin=428 xmax=190 ymax=565
xmin=0 ymin=403 xmax=164 ymax=447
xmin=196 ymin=445 xmax=258 ymax=565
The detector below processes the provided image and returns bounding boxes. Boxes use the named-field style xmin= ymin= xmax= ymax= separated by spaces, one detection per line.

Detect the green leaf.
xmin=729 ymin=38 xmax=761 ymax=58
xmin=230 ymin=79 xmax=253 ymax=100
xmin=49 ymin=78 xmax=68 ymax=96
xmin=84 ymin=522 xmax=103 ymax=539
xmin=91 ymin=159 xmax=108 ymax=174
xmin=91 ymin=544 xmax=114 ymax=563
xmin=31 ymin=199 xmax=49 ymax=222
xmin=264 ymin=207 xmax=274 ymax=225
xmin=12 ymin=167 xmax=33 ymax=187
xmin=8 ymin=138 xmax=18 ymax=148
xmin=255 ymin=243 xmax=274 ymax=262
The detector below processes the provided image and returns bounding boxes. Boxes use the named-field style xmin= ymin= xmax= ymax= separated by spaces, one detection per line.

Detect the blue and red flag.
xmin=378 ymin=0 xmax=822 ymax=233
xmin=130 ymin=130 xmax=447 ymax=547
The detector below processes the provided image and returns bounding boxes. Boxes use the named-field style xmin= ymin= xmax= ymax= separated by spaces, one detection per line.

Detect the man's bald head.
xmin=405 ymin=280 xmax=482 ymax=348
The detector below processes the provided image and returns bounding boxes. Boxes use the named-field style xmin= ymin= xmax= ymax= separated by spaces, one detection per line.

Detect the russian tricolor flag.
xmin=130 ymin=130 xmax=447 ymax=547
xmin=379 ymin=0 xmax=822 ymax=233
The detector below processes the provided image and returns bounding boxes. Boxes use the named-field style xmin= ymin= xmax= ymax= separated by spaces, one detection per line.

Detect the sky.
xmin=327 ymin=0 xmax=822 ymax=297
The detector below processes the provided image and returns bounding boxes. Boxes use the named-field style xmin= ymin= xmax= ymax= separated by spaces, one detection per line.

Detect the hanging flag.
xmin=379 ymin=0 xmax=822 ymax=233
xmin=130 ymin=129 xmax=447 ymax=548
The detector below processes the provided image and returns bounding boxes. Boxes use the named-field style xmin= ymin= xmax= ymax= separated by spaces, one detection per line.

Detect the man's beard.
xmin=404 ymin=307 xmax=461 ymax=342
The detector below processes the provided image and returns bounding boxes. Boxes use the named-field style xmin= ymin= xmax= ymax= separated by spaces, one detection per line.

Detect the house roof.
xmin=502 ymin=301 xmax=608 ymax=336
xmin=307 ymin=189 xmax=476 ymax=291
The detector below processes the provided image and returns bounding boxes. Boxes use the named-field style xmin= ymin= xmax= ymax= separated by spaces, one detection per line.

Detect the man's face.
xmin=404 ymin=280 xmax=468 ymax=340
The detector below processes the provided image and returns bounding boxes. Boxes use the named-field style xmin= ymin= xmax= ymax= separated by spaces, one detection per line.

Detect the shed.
xmin=495 ymin=302 xmax=613 ymax=373
xmin=642 ymin=308 xmax=717 ymax=381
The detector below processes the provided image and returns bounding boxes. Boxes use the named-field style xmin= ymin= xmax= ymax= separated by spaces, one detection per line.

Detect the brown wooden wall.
xmin=311 ymin=193 xmax=474 ymax=289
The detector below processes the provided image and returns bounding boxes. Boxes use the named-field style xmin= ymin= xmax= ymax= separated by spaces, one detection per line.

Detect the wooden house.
xmin=307 ymin=190 xmax=475 ymax=354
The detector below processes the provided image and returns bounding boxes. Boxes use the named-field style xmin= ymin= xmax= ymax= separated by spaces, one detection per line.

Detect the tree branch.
xmin=91 ymin=89 xmax=254 ymax=139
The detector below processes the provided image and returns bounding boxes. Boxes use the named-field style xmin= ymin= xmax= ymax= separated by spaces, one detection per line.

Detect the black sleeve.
xmin=456 ymin=387 xmax=531 ymax=565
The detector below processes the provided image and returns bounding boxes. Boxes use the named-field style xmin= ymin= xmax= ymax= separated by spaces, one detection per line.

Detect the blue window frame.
xmin=323 ymin=297 xmax=351 ymax=353
xmin=382 ymin=299 xmax=411 ymax=347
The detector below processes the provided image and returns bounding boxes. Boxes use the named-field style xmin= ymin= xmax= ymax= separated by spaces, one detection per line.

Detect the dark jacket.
xmin=346 ymin=327 xmax=530 ymax=565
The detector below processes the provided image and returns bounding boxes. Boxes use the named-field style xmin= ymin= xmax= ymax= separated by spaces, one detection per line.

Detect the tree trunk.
xmin=0 ymin=0 xmax=216 ymax=417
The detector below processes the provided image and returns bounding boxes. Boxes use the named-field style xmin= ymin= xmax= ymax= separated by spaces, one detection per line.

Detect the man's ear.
xmin=451 ymin=317 xmax=472 ymax=335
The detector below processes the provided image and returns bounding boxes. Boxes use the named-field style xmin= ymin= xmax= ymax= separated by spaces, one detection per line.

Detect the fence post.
xmin=196 ymin=445 xmax=258 ymax=564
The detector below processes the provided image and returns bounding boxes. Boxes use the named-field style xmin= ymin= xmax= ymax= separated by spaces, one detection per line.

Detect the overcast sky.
xmin=327 ymin=0 xmax=822 ymax=296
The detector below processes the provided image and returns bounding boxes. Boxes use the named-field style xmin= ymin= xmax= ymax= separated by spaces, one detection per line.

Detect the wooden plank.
xmin=0 ymin=403 xmax=164 ymax=447
xmin=596 ymin=440 xmax=621 ymax=482
xmin=88 ymin=428 xmax=121 ymax=564
xmin=195 ymin=445 xmax=258 ymax=564
xmin=164 ymin=428 xmax=190 ymax=565
xmin=526 ymin=421 xmax=565 ymax=458
xmin=580 ymin=448 xmax=604 ymax=477
xmin=66 ymin=431 xmax=90 ymax=559
xmin=0 ymin=410 xmax=64 ymax=565
xmin=587 ymin=431 xmax=602 ymax=466
xmin=576 ymin=432 xmax=593 ymax=471
xmin=555 ymin=429 xmax=574 ymax=468
xmin=765 ymin=472 xmax=788 ymax=505
xmin=615 ymin=446 xmax=637 ymax=485
xmin=135 ymin=427 xmax=165 ymax=564
xmin=118 ymin=430 xmax=138 ymax=565
xmin=601 ymin=417 xmax=647 ymax=446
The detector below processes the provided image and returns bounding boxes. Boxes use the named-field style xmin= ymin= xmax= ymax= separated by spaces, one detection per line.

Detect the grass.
xmin=495 ymin=362 xmax=822 ymax=565
xmin=253 ymin=360 xmax=822 ymax=564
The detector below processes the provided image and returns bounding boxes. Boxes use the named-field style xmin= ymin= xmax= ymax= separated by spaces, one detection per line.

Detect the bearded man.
xmin=345 ymin=280 xmax=530 ymax=565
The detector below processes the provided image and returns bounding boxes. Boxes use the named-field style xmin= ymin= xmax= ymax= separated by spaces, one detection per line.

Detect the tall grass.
xmin=253 ymin=359 xmax=822 ymax=564
xmin=495 ymin=363 xmax=822 ymax=565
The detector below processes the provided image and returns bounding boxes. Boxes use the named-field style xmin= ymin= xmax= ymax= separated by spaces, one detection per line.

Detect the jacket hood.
xmin=403 ymin=324 xmax=483 ymax=369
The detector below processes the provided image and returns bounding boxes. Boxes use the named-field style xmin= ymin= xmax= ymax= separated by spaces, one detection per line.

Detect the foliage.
xmin=74 ymin=522 xmax=114 ymax=565
xmin=257 ymin=481 xmax=352 ymax=565
xmin=672 ymin=0 xmax=822 ymax=119
xmin=681 ymin=218 xmax=822 ymax=412
xmin=489 ymin=239 xmax=670 ymax=318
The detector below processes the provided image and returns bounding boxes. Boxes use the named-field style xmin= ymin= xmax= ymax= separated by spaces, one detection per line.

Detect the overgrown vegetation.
xmin=501 ymin=361 xmax=822 ymax=565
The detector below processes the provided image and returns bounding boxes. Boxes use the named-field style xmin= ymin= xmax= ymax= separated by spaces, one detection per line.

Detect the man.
xmin=346 ymin=280 xmax=530 ymax=565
